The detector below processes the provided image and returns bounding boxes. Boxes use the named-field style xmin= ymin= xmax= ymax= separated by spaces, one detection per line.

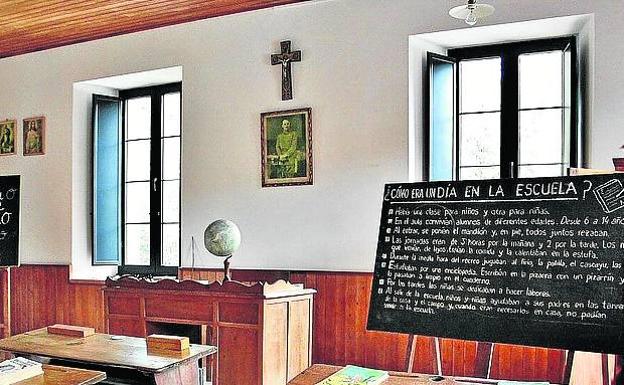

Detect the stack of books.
xmin=0 ymin=357 xmax=44 ymax=384
xmin=315 ymin=365 xmax=389 ymax=385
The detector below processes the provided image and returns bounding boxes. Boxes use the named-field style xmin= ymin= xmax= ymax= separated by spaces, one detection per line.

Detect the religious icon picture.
xmin=0 ymin=119 xmax=17 ymax=156
xmin=23 ymin=116 xmax=45 ymax=156
xmin=261 ymin=108 xmax=313 ymax=187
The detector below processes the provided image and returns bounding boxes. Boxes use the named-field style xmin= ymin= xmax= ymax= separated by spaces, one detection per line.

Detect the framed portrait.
xmin=261 ymin=108 xmax=313 ymax=187
xmin=0 ymin=119 xmax=17 ymax=156
xmin=23 ymin=116 xmax=45 ymax=156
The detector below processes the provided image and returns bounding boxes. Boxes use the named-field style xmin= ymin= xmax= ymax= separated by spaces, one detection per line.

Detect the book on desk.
xmin=0 ymin=357 xmax=43 ymax=384
xmin=315 ymin=365 xmax=388 ymax=385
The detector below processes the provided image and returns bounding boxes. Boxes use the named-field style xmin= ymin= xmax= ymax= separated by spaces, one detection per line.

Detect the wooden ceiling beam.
xmin=0 ymin=0 xmax=309 ymax=59
xmin=0 ymin=0 xmax=282 ymax=45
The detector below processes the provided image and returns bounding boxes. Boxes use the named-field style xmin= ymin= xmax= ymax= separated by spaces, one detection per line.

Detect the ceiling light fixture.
xmin=449 ymin=0 xmax=495 ymax=26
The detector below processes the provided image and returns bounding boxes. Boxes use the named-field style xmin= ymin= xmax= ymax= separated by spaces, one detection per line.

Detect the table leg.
xmin=151 ymin=360 xmax=200 ymax=385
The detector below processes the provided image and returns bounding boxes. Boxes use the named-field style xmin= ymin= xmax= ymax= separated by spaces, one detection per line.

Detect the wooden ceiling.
xmin=0 ymin=0 xmax=309 ymax=59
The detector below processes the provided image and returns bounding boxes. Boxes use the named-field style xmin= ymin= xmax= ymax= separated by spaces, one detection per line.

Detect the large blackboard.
xmin=0 ymin=175 xmax=20 ymax=266
xmin=367 ymin=175 xmax=624 ymax=354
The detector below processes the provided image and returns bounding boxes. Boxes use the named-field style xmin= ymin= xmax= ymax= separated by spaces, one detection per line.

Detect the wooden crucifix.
xmin=271 ymin=40 xmax=301 ymax=101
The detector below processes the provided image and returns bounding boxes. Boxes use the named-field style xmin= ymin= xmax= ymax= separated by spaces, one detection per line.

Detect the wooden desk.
xmin=288 ymin=365 xmax=500 ymax=385
xmin=105 ymin=276 xmax=315 ymax=385
xmin=15 ymin=365 xmax=106 ymax=385
xmin=0 ymin=329 xmax=217 ymax=385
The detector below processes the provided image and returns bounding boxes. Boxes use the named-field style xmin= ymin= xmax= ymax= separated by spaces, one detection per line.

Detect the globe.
xmin=204 ymin=219 xmax=241 ymax=257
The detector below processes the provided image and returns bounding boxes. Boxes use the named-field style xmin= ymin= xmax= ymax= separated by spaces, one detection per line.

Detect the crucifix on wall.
xmin=271 ymin=40 xmax=301 ymax=101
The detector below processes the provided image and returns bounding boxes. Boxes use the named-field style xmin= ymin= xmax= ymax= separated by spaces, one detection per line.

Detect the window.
xmin=426 ymin=37 xmax=580 ymax=181
xmin=93 ymin=83 xmax=181 ymax=275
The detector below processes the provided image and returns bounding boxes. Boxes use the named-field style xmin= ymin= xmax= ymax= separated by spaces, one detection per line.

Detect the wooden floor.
xmin=2 ymin=265 xmax=567 ymax=383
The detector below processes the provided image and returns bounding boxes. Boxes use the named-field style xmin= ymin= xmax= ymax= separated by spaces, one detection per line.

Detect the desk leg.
xmin=150 ymin=360 xmax=200 ymax=385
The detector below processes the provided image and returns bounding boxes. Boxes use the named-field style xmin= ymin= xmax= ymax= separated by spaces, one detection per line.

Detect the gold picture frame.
xmin=0 ymin=119 xmax=17 ymax=156
xmin=260 ymin=108 xmax=313 ymax=187
xmin=23 ymin=116 xmax=45 ymax=156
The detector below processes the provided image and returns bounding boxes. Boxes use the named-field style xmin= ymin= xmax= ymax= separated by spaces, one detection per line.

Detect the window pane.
xmin=162 ymin=180 xmax=179 ymax=223
xmin=460 ymin=112 xmax=500 ymax=167
xmin=519 ymin=164 xmax=565 ymax=178
xmin=519 ymin=109 xmax=563 ymax=165
xmin=519 ymin=51 xmax=562 ymax=109
xmin=125 ymin=182 xmax=150 ymax=223
xmin=162 ymin=137 xmax=180 ymax=180
xmin=162 ymin=224 xmax=179 ymax=267
xmin=460 ymin=58 xmax=501 ymax=113
xmin=125 ymin=140 xmax=150 ymax=181
xmin=460 ymin=166 xmax=500 ymax=180
xmin=163 ymin=92 xmax=181 ymax=137
xmin=125 ymin=224 xmax=150 ymax=265
xmin=126 ymin=97 xmax=151 ymax=140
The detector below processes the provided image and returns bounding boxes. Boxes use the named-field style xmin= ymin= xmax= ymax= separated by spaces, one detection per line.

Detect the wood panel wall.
xmin=181 ymin=268 xmax=567 ymax=382
xmin=2 ymin=265 xmax=567 ymax=383
xmin=0 ymin=268 xmax=9 ymax=338
xmin=6 ymin=265 xmax=105 ymax=335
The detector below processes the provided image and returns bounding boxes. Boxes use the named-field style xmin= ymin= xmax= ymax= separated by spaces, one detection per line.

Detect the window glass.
xmin=125 ymin=140 xmax=150 ymax=181
xmin=458 ymin=58 xmax=501 ymax=180
xmin=460 ymin=113 xmax=500 ymax=167
xmin=519 ymin=51 xmax=563 ymax=109
xmin=162 ymin=180 xmax=179 ymax=223
xmin=125 ymin=182 xmax=150 ymax=223
xmin=162 ymin=137 xmax=181 ymax=180
xmin=120 ymin=86 xmax=181 ymax=274
xmin=163 ymin=92 xmax=181 ymax=137
xmin=126 ymin=97 xmax=151 ymax=140
xmin=160 ymin=91 xmax=181 ymax=268
xmin=125 ymin=224 xmax=150 ymax=266
xmin=519 ymin=109 xmax=564 ymax=165
xmin=162 ymin=224 xmax=180 ymax=267
xmin=460 ymin=58 xmax=501 ymax=113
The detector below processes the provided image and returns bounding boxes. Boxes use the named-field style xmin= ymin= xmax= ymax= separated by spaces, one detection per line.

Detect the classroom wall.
xmin=0 ymin=0 xmax=622 ymax=278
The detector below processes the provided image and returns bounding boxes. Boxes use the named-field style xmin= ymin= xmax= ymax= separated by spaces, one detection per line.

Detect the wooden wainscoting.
xmin=6 ymin=265 xmax=105 ymax=335
xmin=181 ymin=268 xmax=567 ymax=382
xmin=0 ymin=268 xmax=9 ymax=338
xmin=1 ymin=265 xmax=566 ymax=383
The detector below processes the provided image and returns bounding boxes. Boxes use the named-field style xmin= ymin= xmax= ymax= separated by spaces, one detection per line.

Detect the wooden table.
xmin=0 ymin=328 xmax=217 ymax=385
xmin=15 ymin=365 xmax=106 ymax=385
xmin=288 ymin=365 xmax=501 ymax=385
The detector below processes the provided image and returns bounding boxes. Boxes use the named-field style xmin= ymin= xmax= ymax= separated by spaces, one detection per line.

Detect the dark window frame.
xmin=118 ymin=82 xmax=182 ymax=276
xmin=426 ymin=36 xmax=582 ymax=181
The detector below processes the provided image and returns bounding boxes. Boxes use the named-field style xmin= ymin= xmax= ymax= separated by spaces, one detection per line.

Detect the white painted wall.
xmin=0 ymin=0 xmax=622 ymax=277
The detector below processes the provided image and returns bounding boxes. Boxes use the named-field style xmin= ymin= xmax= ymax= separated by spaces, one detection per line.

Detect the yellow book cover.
xmin=315 ymin=365 xmax=389 ymax=385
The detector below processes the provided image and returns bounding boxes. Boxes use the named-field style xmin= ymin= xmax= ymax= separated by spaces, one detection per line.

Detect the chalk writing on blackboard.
xmin=0 ymin=175 xmax=20 ymax=266
xmin=593 ymin=179 xmax=624 ymax=213
xmin=368 ymin=175 xmax=624 ymax=355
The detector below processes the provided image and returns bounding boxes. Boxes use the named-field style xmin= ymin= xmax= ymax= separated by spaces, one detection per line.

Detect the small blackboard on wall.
xmin=0 ymin=175 xmax=20 ymax=266
xmin=367 ymin=174 xmax=624 ymax=354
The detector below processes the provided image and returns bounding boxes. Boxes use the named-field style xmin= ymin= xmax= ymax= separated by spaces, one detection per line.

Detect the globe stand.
xmin=223 ymin=255 xmax=232 ymax=282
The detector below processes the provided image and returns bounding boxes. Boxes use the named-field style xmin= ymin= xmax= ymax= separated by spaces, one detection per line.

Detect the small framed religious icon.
xmin=23 ymin=116 xmax=45 ymax=156
xmin=261 ymin=108 xmax=313 ymax=187
xmin=0 ymin=119 xmax=17 ymax=156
